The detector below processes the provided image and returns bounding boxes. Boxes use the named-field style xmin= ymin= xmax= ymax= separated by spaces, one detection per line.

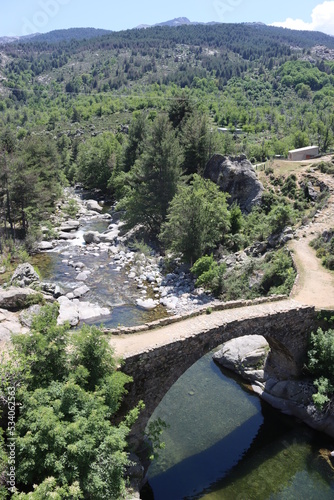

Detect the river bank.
xmin=213 ymin=335 xmax=334 ymax=439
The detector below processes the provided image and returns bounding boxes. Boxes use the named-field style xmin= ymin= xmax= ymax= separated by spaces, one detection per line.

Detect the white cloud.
xmin=271 ymin=1 xmax=334 ymax=35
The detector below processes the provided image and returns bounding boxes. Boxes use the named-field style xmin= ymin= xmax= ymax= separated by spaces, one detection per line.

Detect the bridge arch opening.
xmin=115 ymin=303 xmax=316 ymax=447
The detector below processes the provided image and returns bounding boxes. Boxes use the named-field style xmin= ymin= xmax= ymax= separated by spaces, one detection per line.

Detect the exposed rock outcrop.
xmin=0 ymin=287 xmax=42 ymax=311
xmin=10 ymin=263 xmax=40 ymax=288
xmin=213 ymin=335 xmax=269 ymax=382
xmin=253 ymin=380 xmax=334 ymax=438
xmin=203 ymin=154 xmax=264 ymax=213
xmin=0 ymin=308 xmax=28 ymax=341
xmin=213 ymin=335 xmax=334 ymax=438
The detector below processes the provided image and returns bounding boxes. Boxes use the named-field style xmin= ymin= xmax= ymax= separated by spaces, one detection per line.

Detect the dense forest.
xmin=1 ymin=21 xmax=334 ymax=497
xmin=1 ymin=22 xmax=334 ymax=249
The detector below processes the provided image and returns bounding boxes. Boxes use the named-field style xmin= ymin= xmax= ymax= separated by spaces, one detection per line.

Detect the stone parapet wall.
xmin=105 ymin=295 xmax=288 ymax=336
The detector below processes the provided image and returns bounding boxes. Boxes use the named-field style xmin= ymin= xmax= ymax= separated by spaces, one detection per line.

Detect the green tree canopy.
xmin=77 ymin=132 xmax=121 ymax=191
xmin=160 ymin=174 xmax=230 ymax=264
xmin=121 ymin=114 xmax=183 ymax=236
xmin=0 ymin=304 xmax=142 ymax=499
xmin=122 ymin=111 xmax=149 ymax=172
xmin=181 ymin=111 xmax=211 ymax=176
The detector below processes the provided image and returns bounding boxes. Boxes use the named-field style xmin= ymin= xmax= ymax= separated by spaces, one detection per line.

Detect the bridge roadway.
xmin=110 ymin=298 xmax=311 ymax=361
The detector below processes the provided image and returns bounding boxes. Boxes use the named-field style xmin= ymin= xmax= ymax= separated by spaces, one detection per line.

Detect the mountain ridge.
xmin=135 ymin=16 xmax=221 ymax=29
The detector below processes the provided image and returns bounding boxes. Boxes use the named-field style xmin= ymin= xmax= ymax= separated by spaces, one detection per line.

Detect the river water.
xmin=32 ymin=210 xmax=334 ymax=499
xmin=143 ymin=352 xmax=334 ymax=500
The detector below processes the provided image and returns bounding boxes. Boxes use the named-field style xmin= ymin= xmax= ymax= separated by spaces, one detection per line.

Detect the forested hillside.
xmin=1 ymin=21 xmax=334 ymax=252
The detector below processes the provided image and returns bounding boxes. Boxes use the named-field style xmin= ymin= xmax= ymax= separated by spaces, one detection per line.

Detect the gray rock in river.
xmin=57 ymin=296 xmax=80 ymax=326
xmin=213 ymin=335 xmax=269 ymax=382
xmin=86 ymin=200 xmax=103 ymax=213
xmin=37 ymin=241 xmax=55 ymax=251
xmin=41 ymin=282 xmax=64 ymax=298
xmin=57 ymin=296 xmax=110 ymax=326
xmin=83 ymin=231 xmax=101 ymax=244
xmin=76 ymin=272 xmax=90 ymax=282
xmin=73 ymin=285 xmax=90 ymax=298
xmin=136 ymin=298 xmax=158 ymax=310
xmin=99 ymin=228 xmax=119 ymax=243
xmin=59 ymin=220 xmax=80 ymax=232
xmin=58 ymin=231 xmax=77 ymax=240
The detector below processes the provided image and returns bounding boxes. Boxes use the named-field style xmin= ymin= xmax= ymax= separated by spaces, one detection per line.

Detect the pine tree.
xmin=123 ymin=114 xmax=183 ymax=236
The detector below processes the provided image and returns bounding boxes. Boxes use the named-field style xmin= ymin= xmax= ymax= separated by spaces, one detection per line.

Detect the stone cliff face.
xmin=203 ymin=154 xmax=264 ymax=213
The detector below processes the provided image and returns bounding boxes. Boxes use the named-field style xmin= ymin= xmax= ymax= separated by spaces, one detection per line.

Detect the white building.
xmin=288 ymin=146 xmax=319 ymax=161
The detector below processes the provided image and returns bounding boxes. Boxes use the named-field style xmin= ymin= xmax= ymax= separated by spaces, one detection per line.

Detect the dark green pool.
xmin=143 ymin=352 xmax=334 ymax=500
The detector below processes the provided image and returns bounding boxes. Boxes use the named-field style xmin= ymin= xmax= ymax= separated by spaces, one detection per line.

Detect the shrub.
xmin=308 ymin=328 xmax=334 ymax=409
xmin=260 ymin=250 xmax=296 ymax=296
xmin=63 ymin=198 xmax=79 ymax=218
xmin=191 ymin=255 xmax=215 ymax=277
xmin=191 ymin=255 xmax=226 ymax=297
xmin=311 ymin=230 xmax=334 ymax=271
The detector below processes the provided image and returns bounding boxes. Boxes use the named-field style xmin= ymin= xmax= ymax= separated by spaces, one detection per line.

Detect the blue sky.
xmin=1 ymin=0 xmax=334 ymax=37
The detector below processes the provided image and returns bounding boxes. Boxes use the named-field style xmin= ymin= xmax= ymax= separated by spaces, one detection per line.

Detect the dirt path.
xmin=289 ymin=167 xmax=334 ymax=309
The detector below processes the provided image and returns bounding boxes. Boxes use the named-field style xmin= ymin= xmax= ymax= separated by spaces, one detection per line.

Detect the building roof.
xmin=288 ymin=146 xmax=319 ymax=154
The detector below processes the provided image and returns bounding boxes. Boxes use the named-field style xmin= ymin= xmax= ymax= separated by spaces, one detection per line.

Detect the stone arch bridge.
xmin=111 ymin=299 xmax=317 ymax=441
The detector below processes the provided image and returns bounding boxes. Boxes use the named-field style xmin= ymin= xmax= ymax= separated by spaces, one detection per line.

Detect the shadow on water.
xmin=142 ymin=356 xmax=334 ymax=500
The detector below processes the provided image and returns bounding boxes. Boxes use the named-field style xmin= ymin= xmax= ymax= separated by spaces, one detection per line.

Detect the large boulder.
xmin=59 ymin=220 xmax=80 ymax=232
xmin=10 ymin=263 xmax=40 ymax=288
xmin=58 ymin=231 xmax=77 ymax=240
xmin=72 ymin=285 xmax=90 ymax=298
xmin=86 ymin=200 xmax=103 ymax=213
xmin=0 ymin=287 xmax=41 ymax=311
xmin=213 ymin=335 xmax=269 ymax=382
xmin=19 ymin=304 xmax=43 ymax=328
xmin=57 ymin=296 xmax=80 ymax=326
xmin=57 ymin=296 xmax=110 ymax=326
xmin=83 ymin=231 xmax=101 ymax=244
xmin=99 ymin=228 xmax=119 ymax=243
xmin=203 ymin=154 xmax=264 ymax=213
xmin=37 ymin=241 xmax=54 ymax=251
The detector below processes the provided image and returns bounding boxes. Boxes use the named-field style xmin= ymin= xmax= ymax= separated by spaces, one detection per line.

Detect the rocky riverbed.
xmin=39 ymin=187 xmax=218 ymax=317
xmin=0 ymin=187 xmax=219 ymax=339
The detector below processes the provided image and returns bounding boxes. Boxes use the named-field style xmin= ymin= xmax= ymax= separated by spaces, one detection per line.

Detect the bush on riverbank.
xmin=191 ymin=249 xmax=296 ymax=301
xmin=308 ymin=327 xmax=334 ymax=410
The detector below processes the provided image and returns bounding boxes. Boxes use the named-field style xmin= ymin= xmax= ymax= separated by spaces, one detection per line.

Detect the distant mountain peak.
xmin=135 ymin=17 xmax=193 ymax=29
xmin=158 ymin=17 xmax=192 ymax=26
